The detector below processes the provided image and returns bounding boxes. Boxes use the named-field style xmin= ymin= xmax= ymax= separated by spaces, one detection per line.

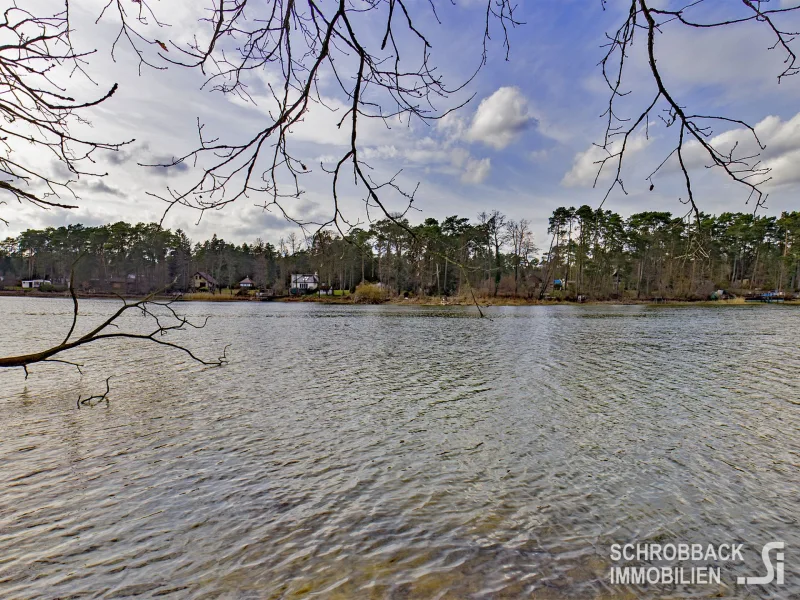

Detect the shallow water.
xmin=0 ymin=298 xmax=798 ymax=599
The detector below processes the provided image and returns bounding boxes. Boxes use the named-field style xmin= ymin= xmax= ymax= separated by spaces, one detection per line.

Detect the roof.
xmin=239 ymin=277 xmax=254 ymax=284
xmin=194 ymin=271 xmax=218 ymax=285
xmin=291 ymin=273 xmax=319 ymax=283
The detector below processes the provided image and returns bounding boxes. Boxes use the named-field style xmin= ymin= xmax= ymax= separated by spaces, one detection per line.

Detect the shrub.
xmin=183 ymin=292 xmax=239 ymax=301
xmin=38 ymin=283 xmax=55 ymax=292
xmin=353 ymin=282 xmax=386 ymax=304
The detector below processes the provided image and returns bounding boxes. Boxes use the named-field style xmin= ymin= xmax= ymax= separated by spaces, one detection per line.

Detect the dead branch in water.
xmin=1 ymin=266 xmax=228 ymax=399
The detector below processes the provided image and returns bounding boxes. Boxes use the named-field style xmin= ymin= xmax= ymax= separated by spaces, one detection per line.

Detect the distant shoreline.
xmin=2 ymin=289 xmax=798 ymax=307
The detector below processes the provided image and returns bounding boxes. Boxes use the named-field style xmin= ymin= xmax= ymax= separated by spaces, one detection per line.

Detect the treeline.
xmin=544 ymin=207 xmax=800 ymax=299
xmin=1 ymin=208 xmax=799 ymax=298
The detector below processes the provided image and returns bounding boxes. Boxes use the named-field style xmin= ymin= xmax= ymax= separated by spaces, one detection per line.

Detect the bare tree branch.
xmin=96 ymin=0 xmax=521 ymax=236
xmin=78 ymin=376 xmax=112 ymax=408
xmin=0 ymin=274 xmax=228 ymax=374
xmin=595 ymin=0 xmax=800 ymax=219
xmin=0 ymin=2 xmax=132 ymax=221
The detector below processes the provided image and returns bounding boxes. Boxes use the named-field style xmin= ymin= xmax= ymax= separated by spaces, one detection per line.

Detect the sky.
xmin=5 ymin=0 xmax=800 ymax=251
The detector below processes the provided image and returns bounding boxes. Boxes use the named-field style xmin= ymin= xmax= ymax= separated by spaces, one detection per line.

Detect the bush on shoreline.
xmin=353 ymin=283 xmax=387 ymax=304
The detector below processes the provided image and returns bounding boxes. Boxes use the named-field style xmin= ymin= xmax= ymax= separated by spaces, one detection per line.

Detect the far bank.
xmin=3 ymin=288 xmax=798 ymax=307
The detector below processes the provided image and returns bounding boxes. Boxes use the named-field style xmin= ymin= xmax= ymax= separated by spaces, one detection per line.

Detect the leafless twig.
xmin=0 ymin=272 xmax=228 ymax=376
xmin=0 ymin=2 xmax=132 ymax=222
xmin=595 ymin=0 xmax=800 ymax=218
xmin=78 ymin=376 xmax=112 ymax=408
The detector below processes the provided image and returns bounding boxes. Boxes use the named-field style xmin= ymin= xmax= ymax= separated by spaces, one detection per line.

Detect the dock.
xmin=745 ymin=291 xmax=786 ymax=303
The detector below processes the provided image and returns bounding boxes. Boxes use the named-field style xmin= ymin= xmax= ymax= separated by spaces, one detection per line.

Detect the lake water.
xmin=0 ymin=297 xmax=798 ymax=599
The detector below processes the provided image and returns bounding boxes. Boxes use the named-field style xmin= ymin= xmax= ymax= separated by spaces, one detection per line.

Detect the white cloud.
xmin=449 ymin=147 xmax=470 ymax=168
xmin=360 ymin=141 xmax=490 ymax=185
xmin=7 ymin=0 xmax=800 ymax=249
xmin=561 ymin=135 xmax=651 ymax=188
xmin=561 ymin=112 xmax=800 ymax=198
xmin=466 ymin=87 xmax=534 ymax=149
xmin=561 ymin=145 xmax=605 ymax=188
xmin=680 ymin=112 xmax=800 ymax=188
xmin=460 ymin=157 xmax=491 ymax=184
xmin=529 ymin=149 xmax=549 ymax=162
xmin=438 ymin=112 xmax=467 ymax=144
xmin=361 ymin=139 xmax=453 ymax=165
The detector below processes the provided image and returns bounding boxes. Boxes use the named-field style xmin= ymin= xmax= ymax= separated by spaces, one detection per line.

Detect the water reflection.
xmin=0 ymin=298 xmax=798 ymax=598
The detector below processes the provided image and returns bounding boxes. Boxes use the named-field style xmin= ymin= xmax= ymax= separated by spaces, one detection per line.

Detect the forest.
xmin=2 ymin=207 xmax=799 ymax=300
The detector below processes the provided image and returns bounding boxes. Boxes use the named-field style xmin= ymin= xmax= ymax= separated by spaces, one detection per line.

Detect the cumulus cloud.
xmin=679 ymin=112 xmax=800 ymax=189
xmin=360 ymin=141 xmax=490 ymax=184
xmin=361 ymin=139 xmax=450 ymax=165
xmin=460 ymin=157 xmax=491 ymax=184
xmin=561 ymin=135 xmax=652 ymax=188
xmin=450 ymin=148 xmax=492 ymax=184
xmin=561 ymin=112 xmax=800 ymax=193
xmin=561 ymin=145 xmax=605 ymax=188
xmin=438 ymin=112 xmax=467 ymax=143
xmin=466 ymin=87 xmax=535 ymax=149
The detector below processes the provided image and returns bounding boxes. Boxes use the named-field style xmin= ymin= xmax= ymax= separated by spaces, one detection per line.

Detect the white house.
xmin=290 ymin=273 xmax=319 ymax=292
xmin=22 ymin=279 xmax=51 ymax=289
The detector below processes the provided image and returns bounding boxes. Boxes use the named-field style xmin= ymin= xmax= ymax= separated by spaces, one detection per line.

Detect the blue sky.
xmin=5 ymin=0 xmax=800 ymax=250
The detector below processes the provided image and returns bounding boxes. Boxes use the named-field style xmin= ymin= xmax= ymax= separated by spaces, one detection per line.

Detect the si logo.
xmin=738 ymin=542 xmax=785 ymax=586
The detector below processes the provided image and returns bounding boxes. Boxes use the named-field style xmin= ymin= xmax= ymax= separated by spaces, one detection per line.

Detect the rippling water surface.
xmin=0 ymin=298 xmax=798 ymax=599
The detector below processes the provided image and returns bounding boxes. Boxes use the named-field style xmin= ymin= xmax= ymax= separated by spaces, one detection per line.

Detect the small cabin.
xmin=107 ymin=275 xmax=136 ymax=293
xmin=22 ymin=279 xmax=51 ymax=289
xmin=192 ymin=271 xmax=218 ymax=292
xmin=239 ymin=277 xmax=255 ymax=289
xmin=290 ymin=273 xmax=319 ymax=294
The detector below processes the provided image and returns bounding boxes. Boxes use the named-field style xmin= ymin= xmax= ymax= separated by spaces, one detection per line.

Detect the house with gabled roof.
xmin=192 ymin=271 xmax=218 ymax=292
xmin=290 ymin=272 xmax=319 ymax=294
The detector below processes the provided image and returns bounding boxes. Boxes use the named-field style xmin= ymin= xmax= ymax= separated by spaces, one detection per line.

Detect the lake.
xmin=0 ymin=298 xmax=798 ymax=599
